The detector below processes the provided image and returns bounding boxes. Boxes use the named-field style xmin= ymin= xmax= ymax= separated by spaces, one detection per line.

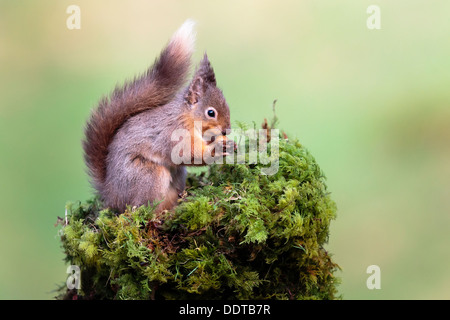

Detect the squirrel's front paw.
xmin=204 ymin=136 xmax=235 ymax=161
xmin=223 ymin=138 xmax=236 ymax=156
xmin=215 ymin=135 xmax=236 ymax=156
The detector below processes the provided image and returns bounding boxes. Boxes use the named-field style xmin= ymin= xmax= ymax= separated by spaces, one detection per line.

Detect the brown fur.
xmin=83 ymin=35 xmax=192 ymax=192
xmin=82 ymin=21 xmax=232 ymax=213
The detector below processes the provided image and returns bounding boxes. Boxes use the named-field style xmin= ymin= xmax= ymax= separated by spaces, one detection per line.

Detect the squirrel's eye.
xmin=206 ymin=108 xmax=216 ymax=118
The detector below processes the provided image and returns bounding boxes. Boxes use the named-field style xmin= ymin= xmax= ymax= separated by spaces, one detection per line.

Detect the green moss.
xmin=57 ymin=135 xmax=340 ymax=300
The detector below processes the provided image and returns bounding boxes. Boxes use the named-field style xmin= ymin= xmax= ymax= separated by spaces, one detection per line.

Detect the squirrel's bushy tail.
xmin=83 ymin=20 xmax=196 ymax=192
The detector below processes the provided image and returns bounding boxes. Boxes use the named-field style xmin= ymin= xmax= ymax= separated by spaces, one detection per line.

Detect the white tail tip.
xmin=171 ymin=19 xmax=196 ymax=54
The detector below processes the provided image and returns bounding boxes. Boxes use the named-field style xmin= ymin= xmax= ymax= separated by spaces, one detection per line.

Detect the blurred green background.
xmin=1 ymin=0 xmax=449 ymax=299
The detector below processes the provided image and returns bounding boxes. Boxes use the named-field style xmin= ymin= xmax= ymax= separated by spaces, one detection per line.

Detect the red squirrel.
xmin=83 ymin=20 xmax=233 ymax=213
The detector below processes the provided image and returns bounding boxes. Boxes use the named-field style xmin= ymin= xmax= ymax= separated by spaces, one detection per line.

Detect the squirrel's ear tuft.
xmin=197 ymin=53 xmax=216 ymax=86
xmin=185 ymin=53 xmax=216 ymax=106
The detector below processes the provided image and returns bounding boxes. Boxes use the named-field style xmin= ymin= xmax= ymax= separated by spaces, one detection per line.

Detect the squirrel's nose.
xmin=222 ymin=128 xmax=232 ymax=136
xmin=220 ymin=126 xmax=231 ymax=136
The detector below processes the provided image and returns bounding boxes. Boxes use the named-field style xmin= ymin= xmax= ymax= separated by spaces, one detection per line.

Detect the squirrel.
xmin=83 ymin=20 xmax=233 ymax=213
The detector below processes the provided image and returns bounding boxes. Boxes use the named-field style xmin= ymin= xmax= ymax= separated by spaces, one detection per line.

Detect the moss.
xmin=56 ymin=132 xmax=340 ymax=300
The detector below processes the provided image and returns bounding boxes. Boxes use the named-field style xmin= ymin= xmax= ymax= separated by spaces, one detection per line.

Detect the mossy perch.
xmin=57 ymin=130 xmax=340 ymax=300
